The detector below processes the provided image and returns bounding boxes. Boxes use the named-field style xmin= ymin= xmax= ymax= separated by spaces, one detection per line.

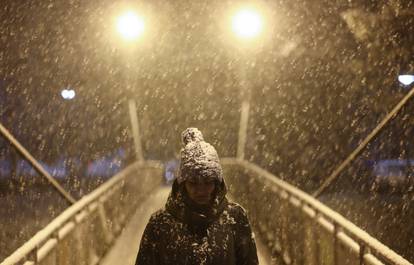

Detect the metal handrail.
xmin=0 ymin=160 xmax=162 ymax=265
xmin=222 ymin=158 xmax=412 ymax=265
xmin=3 ymin=158 xmax=411 ymax=265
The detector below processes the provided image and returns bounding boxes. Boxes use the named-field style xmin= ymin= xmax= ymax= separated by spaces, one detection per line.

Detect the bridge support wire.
xmin=313 ymin=86 xmax=414 ymax=197
xmin=0 ymin=122 xmax=76 ymax=204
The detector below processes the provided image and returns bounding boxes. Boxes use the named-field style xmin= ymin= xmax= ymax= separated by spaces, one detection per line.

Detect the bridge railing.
xmin=0 ymin=161 xmax=163 ymax=265
xmin=222 ymin=158 xmax=412 ymax=265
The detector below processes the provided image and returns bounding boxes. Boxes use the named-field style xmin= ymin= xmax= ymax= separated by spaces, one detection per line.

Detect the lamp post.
xmin=231 ymin=7 xmax=264 ymax=160
xmin=116 ymin=10 xmax=145 ymax=162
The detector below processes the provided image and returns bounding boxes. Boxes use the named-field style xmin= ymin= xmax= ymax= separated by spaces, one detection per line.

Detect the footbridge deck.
xmin=100 ymin=186 xmax=271 ymax=265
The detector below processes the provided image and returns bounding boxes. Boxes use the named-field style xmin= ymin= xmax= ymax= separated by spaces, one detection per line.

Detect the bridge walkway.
xmin=101 ymin=186 xmax=272 ymax=265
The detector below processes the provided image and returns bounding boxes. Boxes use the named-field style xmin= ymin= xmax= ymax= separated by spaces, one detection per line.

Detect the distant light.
xmin=398 ymin=75 xmax=414 ymax=86
xmin=117 ymin=11 xmax=145 ymax=41
xmin=61 ymin=88 xmax=76 ymax=100
xmin=232 ymin=8 xmax=263 ymax=39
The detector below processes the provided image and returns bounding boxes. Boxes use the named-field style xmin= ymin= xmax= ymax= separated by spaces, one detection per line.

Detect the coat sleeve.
xmin=135 ymin=215 xmax=160 ymax=265
xmin=235 ymin=207 xmax=259 ymax=265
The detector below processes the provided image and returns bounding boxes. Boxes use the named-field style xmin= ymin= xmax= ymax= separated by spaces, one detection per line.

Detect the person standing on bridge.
xmin=135 ymin=127 xmax=258 ymax=265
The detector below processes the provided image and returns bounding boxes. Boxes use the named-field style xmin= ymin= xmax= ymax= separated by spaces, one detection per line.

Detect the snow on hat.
xmin=178 ymin=128 xmax=223 ymax=184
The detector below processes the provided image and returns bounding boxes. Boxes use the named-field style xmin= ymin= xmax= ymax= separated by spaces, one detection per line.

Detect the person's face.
xmin=184 ymin=179 xmax=216 ymax=205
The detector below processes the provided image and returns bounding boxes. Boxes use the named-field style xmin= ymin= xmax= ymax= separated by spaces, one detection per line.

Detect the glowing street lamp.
xmin=398 ymin=75 xmax=414 ymax=87
xmin=61 ymin=88 xmax=76 ymax=100
xmin=117 ymin=11 xmax=145 ymax=41
xmin=231 ymin=8 xmax=263 ymax=39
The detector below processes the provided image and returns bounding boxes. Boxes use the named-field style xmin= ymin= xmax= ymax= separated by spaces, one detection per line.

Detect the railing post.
xmin=311 ymin=209 xmax=321 ymax=264
xmin=313 ymin=212 xmax=321 ymax=265
xmin=359 ymin=244 xmax=365 ymax=265
xmin=28 ymin=246 xmax=38 ymax=265
xmin=333 ymin=222 xmax=339 ymax=265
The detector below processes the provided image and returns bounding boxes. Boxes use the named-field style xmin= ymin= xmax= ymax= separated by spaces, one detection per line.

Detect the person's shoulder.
xmin=227 ymin=201 xmax=246 ymax=212
xmin=148 ymin=208 xmax=175 ymax=225
xmin=225 ymin=202 xmax=253 ymax=229
xmin=225 ymin=202 xmax=249 ymax=218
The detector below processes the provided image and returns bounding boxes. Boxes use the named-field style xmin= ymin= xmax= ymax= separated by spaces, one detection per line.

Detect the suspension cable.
xmin=313 ymin=86 xmax=414 ymax=198
xmin=0 ymin=122 xmax=76 ymax=204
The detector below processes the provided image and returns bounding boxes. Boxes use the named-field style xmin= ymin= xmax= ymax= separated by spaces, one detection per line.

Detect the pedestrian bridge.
xmin=1 ymin=159 xmax=411 ymax=265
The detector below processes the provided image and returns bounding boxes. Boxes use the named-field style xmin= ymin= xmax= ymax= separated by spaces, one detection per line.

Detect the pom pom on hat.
xmin=182 ymin=128 xmax=204 ymax=145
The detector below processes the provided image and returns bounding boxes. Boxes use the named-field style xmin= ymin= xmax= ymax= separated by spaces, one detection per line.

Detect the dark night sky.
xmin=0 ymin=0 xmax=413 ymax=176
xmin=1 ymin=0 xmax=414 ymax=262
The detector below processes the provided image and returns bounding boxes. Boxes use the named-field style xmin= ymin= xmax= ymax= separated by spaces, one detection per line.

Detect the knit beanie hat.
xmin=177 ymin=128 xmax=223 ymax=184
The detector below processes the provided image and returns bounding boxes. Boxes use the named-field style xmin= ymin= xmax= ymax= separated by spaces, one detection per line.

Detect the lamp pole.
xmin=128 ymin=99 xmax=144 ymax=161
xmin=237 ymin=60 xmax=252 ymax=160
xmin=231 ymin=8 xmax=264 ymax=160
xmin=116 ymin=10 xmax=145 ymax=162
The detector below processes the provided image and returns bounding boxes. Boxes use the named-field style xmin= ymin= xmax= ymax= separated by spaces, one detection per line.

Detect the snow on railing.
xmin=222 ymin=158 xmax=412 ymax=265
xmin=0 ymin=161 xmax=163 ymax=265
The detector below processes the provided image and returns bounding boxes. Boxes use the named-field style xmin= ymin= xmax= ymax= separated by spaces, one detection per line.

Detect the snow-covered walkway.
xmin=100 ymin=186 xmax=271 ymax=265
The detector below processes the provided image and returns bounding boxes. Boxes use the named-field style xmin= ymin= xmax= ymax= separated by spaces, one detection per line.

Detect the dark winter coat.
xmin=135 ymin=180 xmax=259 ymax=265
